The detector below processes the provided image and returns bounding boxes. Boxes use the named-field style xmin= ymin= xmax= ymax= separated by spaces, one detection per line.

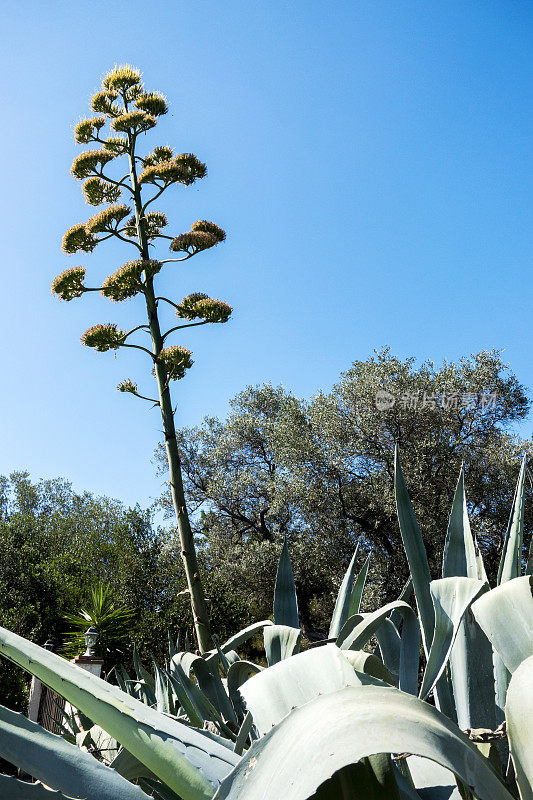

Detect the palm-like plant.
xmin=61 ymin=583 xmax=135 ymax=663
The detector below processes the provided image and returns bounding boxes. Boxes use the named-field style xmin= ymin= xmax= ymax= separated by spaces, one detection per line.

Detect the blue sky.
xmin=1 ymin=0 xmax=532 ymax=510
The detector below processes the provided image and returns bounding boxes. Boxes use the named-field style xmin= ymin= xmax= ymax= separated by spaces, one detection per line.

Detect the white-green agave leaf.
xmin=214 ymin=685 xmax=514 ymax=800
xmin=442 ymin=466 xmax=478 ymax=580
xmin=498 ymin=454 xmax=527 ymax=586
xmin=205 ymin=622 xmax=273 ymax=666
xmin=273 ymin=535 xmax=299 ymax=628
xmin=328 ymin=543 xmax=360 ymax=639
xmin=0 ymin=774 xmax=77 ymax=800
xmin=506 ymin=654 xmax=533 ymax=800
xmin=0 ymin=704 xmax=147 ymax=800
xmin=0 ymin=626 xmax=239 ymax=800
xmin=394 ymin=447 xmax=434 ymax=653
xmin=264 ymin=624 xmax=301 ymax=666
xmin=405 ymin=757 xmax=461 ymax=800
xmin=471 ymin=575 xmax=533 ymax=673
xmin=239 ymin=644 xmax=386 ymax=736
xmin=338 ymin=600 xmax=420 ymax=695
xmin=328 ymin=544 xmax=371 ymax=639
xmin=419 ymin=577 xmax=487 ymax=700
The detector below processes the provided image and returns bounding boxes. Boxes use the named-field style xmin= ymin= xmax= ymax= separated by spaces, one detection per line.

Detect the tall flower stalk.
xmin=53 ymin=65 xmax=232 ymax=653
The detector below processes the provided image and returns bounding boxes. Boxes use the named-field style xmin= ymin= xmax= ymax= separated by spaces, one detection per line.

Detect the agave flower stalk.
xmin=53 ymin=65 xmax=233 ymax=653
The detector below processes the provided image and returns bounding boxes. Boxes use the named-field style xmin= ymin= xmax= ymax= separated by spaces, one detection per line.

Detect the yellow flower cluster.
xmin=143 ymin=146 xmax=173 ymax=166
xmin=139 ymin=153 xmax=207 ymax=186
xmin=101 ymin=259 xmax=161 ymax=301
xmin=90 ymin=90 xmax=120 ymax=117
xmin=82 ymin=177 xmax=121 ymax=206
xmin=81 ymin=323 xmax=126 ymax=352
xmin=117 ymin=378 xmax=138 ymax=394
xmin=103 ymin=64 xmax=142 ymax=92
xmin=74 ymin=117 xmax=106 ymax=144
xmin=170 ymin=220 xmax=226 ymax=255
xmin=176 ymin=293 xmax=232 ymax=323
xmin=135 ymin=92 xmax=168 ymax=117
xmin=51 ymin=267 xmax=86 ymax=301
xmin=157 ymin=345 xmax=194 ymax=381
xmin=86 ymin=204 xmax=131 ymax=234
xmin=71 ymin=149 xmax=116 ymax=180
xmin=62 ymin=223 xmax=97 ymax=254
xmin=111 ymin=111 xmax=156 ymax=134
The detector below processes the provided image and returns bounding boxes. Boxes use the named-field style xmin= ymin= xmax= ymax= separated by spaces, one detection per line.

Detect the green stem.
xmin=127 ymin=133 xmax=212 ymax=654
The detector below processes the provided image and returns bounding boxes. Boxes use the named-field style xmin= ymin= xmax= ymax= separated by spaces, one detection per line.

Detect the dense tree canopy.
xmin=157 ymin=349 xmax=532 ymax=636
xmin=0 ymin=474 xmax=187 ymax=710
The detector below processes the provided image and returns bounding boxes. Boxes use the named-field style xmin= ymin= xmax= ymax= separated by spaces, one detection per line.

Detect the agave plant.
xmin=0 ymin=449 xmax=532 ymax=799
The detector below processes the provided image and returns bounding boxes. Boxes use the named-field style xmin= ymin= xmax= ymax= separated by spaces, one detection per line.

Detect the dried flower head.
xmin=91 ymin=90 xmax=120 ymax=117
xmin=157 ymin=345 xmax=194 ymax=381
xmin=86 ymin=204 xmax=131 ymax=234
xmin=81 ymin=323 xmax=125 ymax=352
xmin=143 ymin=146 xmax=174 ymax=166
xmin=191 ymin=220 xmax=226 ymax=243
xmin=176 ymin=294 xmax=232 ymax=323
xmin=82 ymin=177 xmax=121 ymax=206
xmin=117 ymin=378 xmax=138 ymax=394
xmin=62 ymin=223 xmax=97 ymax=254
xmin=103 ymin=136 xmax=128 ymax=155
xmin=135 ymin=92 xmax=168 ymax=117
xmin=111 ymin=110 xmax=156 ymax=133
xmin=139 ymin=153 xmax=207 ymax=186
xmin=103 ymin=64 xmax=142 ymax=92
xmin=51 ymin=267 xmax=86 ymax=300
xmin=101 ymin=259 xmax=161 ymax=301
xmin=71 ymin=149 xmax=116 ymax=180
xmin=74 ymin=117 xmax=106 ymax=144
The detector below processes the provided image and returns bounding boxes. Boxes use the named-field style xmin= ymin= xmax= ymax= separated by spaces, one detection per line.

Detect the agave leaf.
xmin=389 ymin=578 xmax=413 ymax=629
xmin=109 ymin=746 xmax=157 ymax=782
xmin=153 ymin=659 xmax=170 ymax=714
xmin=312 ymin=755 xmax=402 ymax=800
xmin=226 ymin=660 xmax=263 ymax=721
xmin=338 ymin=601 xmax=420 ymax=696
xmin=0 ymin=704 xmax=147 ymax=800
xmin=204 ymin=621 xmax=274 ymax=666
xmin=214 ymin=685 xmax=514 ymax=800
xmin=442 ymin=467 xmax=478 ymax=580
xmin=498 ymin=455 xmax=527 ymax=585
xmin=341 ymin=649 xmax=395 ymax=685
xmin=419 ymin=577 xmax=486 ymax=700
xmin=449 ymin=594 xmax=496 ymax=731
xmin=0 ymin=626 xmax=239 ymax=800
xmin=0 ymin=774 xmax=78 ymax=799
xmin=239 ymin=644 xmax=386 ymax=736
xmin=233 ymin=711 xmax=253 ymax=756
xmin=165 ymin=663 xmax=218 ymax=728
xmin=328 ymin=543 xmax=360 ymax=639
xmin=374 ymin=618 xmax=401 ymax=682
xmin=263 ymin=624 xmax=301 ymax=666
xmin=505 ymin=654 xmax=533 ymax=800
xmin=273 ymin=535 xmax=299 ymax=628
xmin=405 ymin=757 xmax=461 ymax=799
xmin=348 ymin=554 xmax=371 ymax=617
xmin=190 ymin=656 xmax=238 ymax=726
xmin=471 ymin=575 xmax=533 ymax=673
xmin=394 ymin=447 xmax=434 ymax=654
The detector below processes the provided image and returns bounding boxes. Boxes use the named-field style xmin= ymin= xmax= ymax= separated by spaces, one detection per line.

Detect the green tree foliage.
xmin=0 ymin=473 xmax=190 ymax=710
xmin=156 ymin=349 xmax=532 ymax=636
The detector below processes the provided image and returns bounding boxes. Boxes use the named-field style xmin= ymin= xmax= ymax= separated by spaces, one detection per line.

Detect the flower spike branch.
xmin=53 ymin=64 xmax=234 ymax=653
